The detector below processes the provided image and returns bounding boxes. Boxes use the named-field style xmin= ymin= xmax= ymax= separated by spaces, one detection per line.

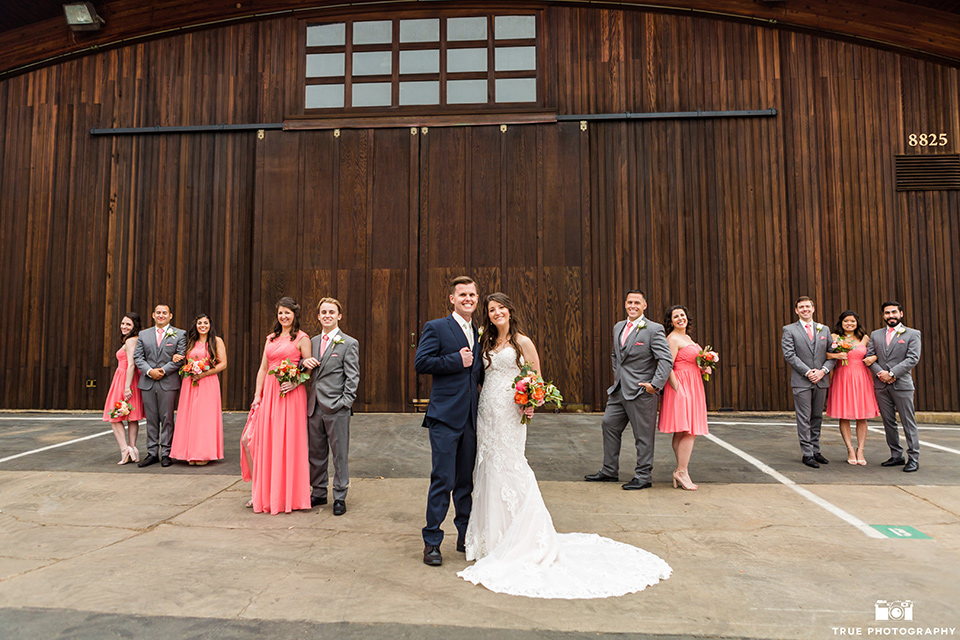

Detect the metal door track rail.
xmin=90 ymin=123 xmax=283 ymax=136
xmin=558 ymin=109 xmax=777 ymax=121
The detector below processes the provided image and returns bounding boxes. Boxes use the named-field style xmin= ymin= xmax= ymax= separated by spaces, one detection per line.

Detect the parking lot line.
xmin=866 ymin=426 xmax=960 ymax=456
xmin=0 ymin=430 xmax=113 ymax=464
xmin=703 ymin=432 xmax=887 ymax=539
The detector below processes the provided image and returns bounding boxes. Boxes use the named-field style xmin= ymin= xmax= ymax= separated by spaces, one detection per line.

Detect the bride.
xmin=458 ymin=292 xmax=672 ymax=599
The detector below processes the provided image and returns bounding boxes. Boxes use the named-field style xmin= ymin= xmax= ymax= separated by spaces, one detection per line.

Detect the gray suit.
xmin=599 ymin=317 xmax=673 ymax=482
xmin=133 ymin=325 xmax=186 ymax=458
xmin=781 ymin=320 xmax=836 ymax=458
xmin=306 ymin=330 xmax=360 ymax=501
xmin=866 ymin=325 xmax=922 ymax=463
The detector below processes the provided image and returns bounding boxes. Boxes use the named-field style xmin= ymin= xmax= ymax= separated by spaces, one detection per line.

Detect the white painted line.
xmin=0 ymin=430 xmax=114 ymax=464
xmin=0 ymin=416 xmax=104 ymax=421
xmin=867 ymin=426 xmax=960 ymax=456
xmin=703 ymin=432 xmax=886 ymax=539
xmin=710 ymin=420 xmax=960 ymax=431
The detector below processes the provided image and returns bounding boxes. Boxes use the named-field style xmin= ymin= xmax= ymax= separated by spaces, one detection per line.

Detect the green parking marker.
xmin=871 ymin=525 xmax=932 ymax=539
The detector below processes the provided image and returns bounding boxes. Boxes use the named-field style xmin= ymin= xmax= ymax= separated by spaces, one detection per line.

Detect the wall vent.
xmin=895 ymin=154 xmax=960 ymax=191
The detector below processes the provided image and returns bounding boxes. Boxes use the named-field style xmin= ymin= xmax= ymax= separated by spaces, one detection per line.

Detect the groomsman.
xmin=781 ymin=296 xmax=836 ymax=468
xmin=133 ymin=304 xmax=186 ymax=468
xmin=586 ymin=289 xmax=672 ymax=490
xmin=865 ymin=301 xmax=922 ymax=472
xmin=302 ymin=298 xmax=360 ymax=515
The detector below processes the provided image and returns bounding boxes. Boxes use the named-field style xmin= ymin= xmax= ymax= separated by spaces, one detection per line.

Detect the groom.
xmin=414 ymin=276 xmax=483 ymax=567
xmin=133 ymin=304 xmax=186 ymax=468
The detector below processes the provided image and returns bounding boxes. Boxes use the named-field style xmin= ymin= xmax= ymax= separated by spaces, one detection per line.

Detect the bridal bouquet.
xmin=512 ymin=363 xmax=563 ymax=425
xmin=179 ymin=357 xmax=212 ymax=386
xmin=696 ymin=346 xmax=720 ymax=381
xmin=109 ymin=400 xmax=134 ymax=419
xmin=268 ymin=358 xmax=310 ymax=396
xmin=830 ymin=336 xmax=857 ymax=365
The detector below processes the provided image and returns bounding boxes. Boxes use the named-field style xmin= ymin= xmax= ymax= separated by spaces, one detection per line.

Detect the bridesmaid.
xmin=825 ymin=310 xmax=879 ymax=465
xmin=657 ymin=305 xmax=709 ymax=491
xmin=241 ymin=297 xmax=312 ymax=514
xmin=102 ymin=312 xmax=145 ymax=464
xmin=170 ymin=314 xmax=227 ymax=465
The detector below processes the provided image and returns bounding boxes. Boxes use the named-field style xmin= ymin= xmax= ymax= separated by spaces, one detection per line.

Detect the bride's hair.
xmin=480 ymin=292 xmax=525 ymax=369
xmin=663 ymin=305 xmax=692 ymax=335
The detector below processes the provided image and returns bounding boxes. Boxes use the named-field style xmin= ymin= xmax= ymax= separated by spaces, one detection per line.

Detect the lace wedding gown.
xmin=458 ymin=347 xmax=672 ymax=598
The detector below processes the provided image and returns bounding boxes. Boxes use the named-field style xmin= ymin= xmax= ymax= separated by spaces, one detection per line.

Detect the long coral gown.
xmin=170 ymin=342 xmax=224 ymax=462
xmin=826 ymin=344 xmax=880 ymax=420
xmin=658 ymin=343 xmax=709 ymax=435
xmin=102 ymin=347 xmax=145 ymax=423
xmin=241 ymin=331 xmax=311 ymax=514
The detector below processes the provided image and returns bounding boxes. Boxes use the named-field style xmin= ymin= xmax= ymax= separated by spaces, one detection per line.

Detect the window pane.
xmin=306 ymin=84 xmax=344 ymax=109
xmin=353 ymin=20 xmax=392 ymax=45
xmin=306 ymin=23 xmax=345 ymax=47
xmin=400 ymin=81 xmax=439 ymax=105
xmin=495 ymin=15 xmax=535 ymax=40
xmin=400 ymin=18 xmax=439 ymax=43
xmin=352 ymin=83 xmax=392 ymax=107
xmin=447 ymin=48 xmax=487 ymax=73
xmin=353 ymin=51 xmax=392 ymax=76
xmin=447 ymin=79 xmax=487 ymax=104
xmin=400 ymin=49 xmax=439 ymax=74
xmin=306 ymin=53 xmax=345 ymax=78
xmin=447 ymin=17 xmax=486 ymax=41
xmin=494 ymin=46 xmax=536 ymax=72
xmin=495 ymin=78 xmax=536 ymax=103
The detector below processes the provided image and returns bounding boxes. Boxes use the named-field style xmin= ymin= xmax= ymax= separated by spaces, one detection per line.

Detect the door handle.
xmin=410 ymin=332 xmax=417 ymax=348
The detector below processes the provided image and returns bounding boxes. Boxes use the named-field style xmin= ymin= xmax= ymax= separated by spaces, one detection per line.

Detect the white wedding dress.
xmin=457 ymin=347 xmax=672 ymax=598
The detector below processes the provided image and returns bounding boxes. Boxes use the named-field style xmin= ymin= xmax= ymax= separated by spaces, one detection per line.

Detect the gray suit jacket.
xmin=133 ymin=326 xmax=187 ymax=392
xmin=607 ymin=318 xmax=673 ymax=401
xmin=781 ymin=320 xmax=835 ymax=389
xmin=307 ymin=331 xmax=360 ymax=416
xmin=865 ymin=325 xmax=921 ymax=391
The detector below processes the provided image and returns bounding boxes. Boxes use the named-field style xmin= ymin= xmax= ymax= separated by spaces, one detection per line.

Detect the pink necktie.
xmin=156 ymin=328 xmax=164 ymax=346
xmin=886 ymin=327 xmax=895 ymax=345
xmin=320 ymin=334 xmax=329 ymax=357
xmin=805 ymin=324 xmax=813 ymax=340
xmin=621 ymin=322 xmax=633 ymax=347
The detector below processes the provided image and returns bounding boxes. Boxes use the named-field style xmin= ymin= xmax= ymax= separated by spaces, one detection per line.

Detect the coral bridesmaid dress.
xmin=826 ymin=344 xmax=880 ymax=420
xmin=170 ymin=342 xmax=224 ymax=462
xmin=241 ymin=331 xmax=311 ymax=514
xmin=102 ymin=347 xmax=145 ymax=423
xmin=658 ymin=343 xmax=709 ymax=436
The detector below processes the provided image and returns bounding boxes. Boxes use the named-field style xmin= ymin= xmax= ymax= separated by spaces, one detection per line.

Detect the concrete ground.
xmin=1 ymin=412 xmax=958 ymax=640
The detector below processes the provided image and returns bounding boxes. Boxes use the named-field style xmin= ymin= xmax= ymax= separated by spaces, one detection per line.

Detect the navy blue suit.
xmin=415 ymin=314 xmax=483 ymax=547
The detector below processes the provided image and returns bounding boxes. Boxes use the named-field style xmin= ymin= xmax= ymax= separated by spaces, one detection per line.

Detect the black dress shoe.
xmin=311 ymin=495 xmax=328 ymax=508
xmin=903 ymin=460 xmax=919 ymax=473
xmin=423 ymin=545 xmax=442 ymax=566
xmin=621 ymin=478 xmax=652 ymax=490
xmin=813 ymin=453 xmax=829 ymax=464
xmin=802 ymin=456 xmax=820 ymax=468
xmin=160 ymin=457 xmax=172 ymax=467
xmin=456 ymin=536 xmax=466 ymax=553
xmin=333 ymin=500 xmax=346 ymax=516
xmin=881 ymin=457 xmax=906 ymax=467
xmin=584 ymin=471 xmax=619 ymax=482
xmin=137 ymin=454 xmax=159 ymax=468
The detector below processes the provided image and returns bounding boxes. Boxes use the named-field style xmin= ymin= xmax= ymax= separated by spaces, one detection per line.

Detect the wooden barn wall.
xmin=0 ymin=9 xmax=957 ymax=411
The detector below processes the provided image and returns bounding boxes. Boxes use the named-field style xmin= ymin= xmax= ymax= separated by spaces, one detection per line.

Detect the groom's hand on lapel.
xmin=460 ymin=347 xmax=474 ymax=368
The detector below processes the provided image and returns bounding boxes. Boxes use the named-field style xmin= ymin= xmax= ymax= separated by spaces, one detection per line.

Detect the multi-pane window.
xmin=304 ymin=14 xmax=540 ymax=112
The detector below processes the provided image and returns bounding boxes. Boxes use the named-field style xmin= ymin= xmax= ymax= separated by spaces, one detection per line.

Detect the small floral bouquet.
xmin=830 ymin=336 xmax=857 ymax=365
xmin=512 ymin=363 xmax=563 ymax=425
xmin=696 ymin=346 xmax=720 ymax=381
xmin=179 ymin=357 xmax=212 ymax=386
xmin=268 ymin=358 xmax=311 ymax=396
xmin=109 ymin=400 xmax=134 ymax=419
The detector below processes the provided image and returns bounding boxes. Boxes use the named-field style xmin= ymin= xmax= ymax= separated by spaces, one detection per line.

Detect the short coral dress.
xmin=102 ymin=346 xmax=145 ymax=423
xmin=658 ymin=343 xmax=709 ymax=436
xmin=826 ymin=344 xmax=880 ymax=420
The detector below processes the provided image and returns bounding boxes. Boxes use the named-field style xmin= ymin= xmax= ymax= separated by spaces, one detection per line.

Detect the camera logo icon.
xmin=875 ymin=600 xmax=914 ymax=621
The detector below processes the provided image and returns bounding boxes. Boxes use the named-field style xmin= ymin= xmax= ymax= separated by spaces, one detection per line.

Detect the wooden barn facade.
xmin=1 ymin=1 xmax=958 ymax=412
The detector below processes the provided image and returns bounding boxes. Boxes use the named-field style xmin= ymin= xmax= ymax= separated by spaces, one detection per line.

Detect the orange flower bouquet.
xmin=830 ymin=336 xmax=857 ymax=366
xmin=267 ymin=358 xmax=310 ymax=396
xmin=109 ymin=400 xmax=134 ymax=419
xmin=179 ymin=357 xmax=212 ymax=386
xmin=512 ymin=363 xmax=563 ymax=425
xmin=696 ymin=346 xmax=720 ymax=381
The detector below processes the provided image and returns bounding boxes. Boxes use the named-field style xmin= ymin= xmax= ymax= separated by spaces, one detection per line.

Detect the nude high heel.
xmin=129 ymin=445 xmax=140 ymax=463
xmin=673 ymin=469 xmax=698 ymax=491
xmin=118 ymin=446 xmax=131 ymax=465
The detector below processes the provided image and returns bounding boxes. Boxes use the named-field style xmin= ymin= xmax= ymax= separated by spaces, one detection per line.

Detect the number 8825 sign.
xmin=908 ymin=132 xmax=948 ymax=147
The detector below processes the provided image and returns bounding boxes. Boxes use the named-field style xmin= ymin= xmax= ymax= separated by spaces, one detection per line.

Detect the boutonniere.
xmin=333 ymin=336 xmax=345 ymax=345
xmin=815 ymin=323 xmax=824 ymax=332
xmin=477 ymin=327 xmax=484 ymax=338
xmin=895 ymin=326 xmax=906 ymax=336
xmin=164 ymin=328 xmax=177 ymax=339
xmin=637 ymin=320 xmax=647 ymax=331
